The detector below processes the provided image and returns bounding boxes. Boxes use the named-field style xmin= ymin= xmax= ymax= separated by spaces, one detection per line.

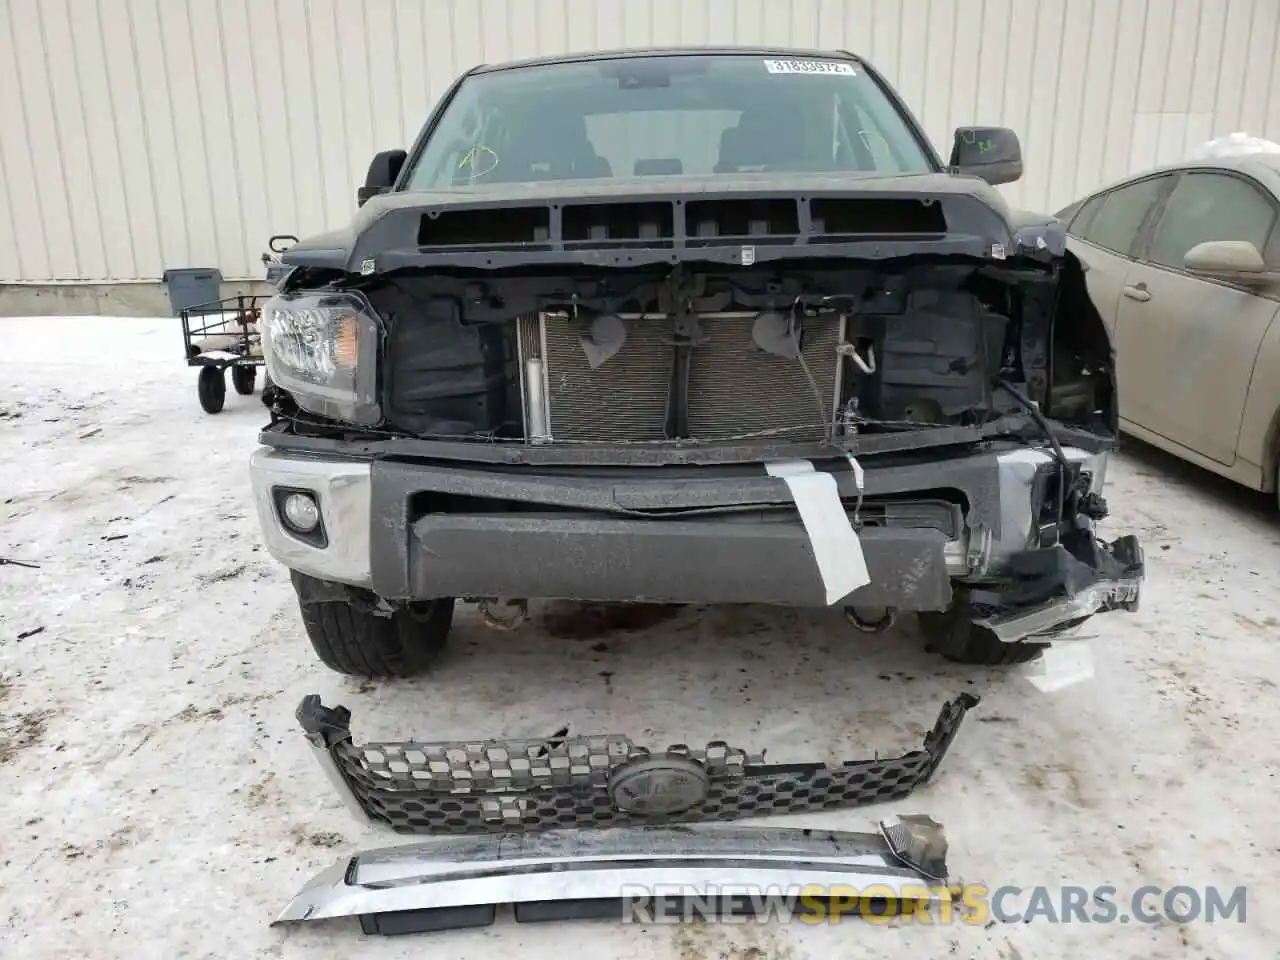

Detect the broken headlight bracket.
xmin=296 ymin=692 xmax=979 ymax=835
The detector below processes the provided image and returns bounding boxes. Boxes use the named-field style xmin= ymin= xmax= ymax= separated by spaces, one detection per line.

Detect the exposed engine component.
xmin=518 ymin=310 xmax=848 ymax=442
xmin=751 ymin=309 xmax=802 ymax=359
xmin=837 ymin=338 xmax=877 ymax=373
xmin=522 ymin=358 xmax=551 ymax=442
xmin=335 ymin=257 xmax=1114 ymax=454
xmin=579 ymin=313 xmax=628 ymax=369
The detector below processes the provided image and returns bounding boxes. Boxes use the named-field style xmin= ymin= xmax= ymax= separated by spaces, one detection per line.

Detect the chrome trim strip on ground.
xmin=274 ymin=821 xmax=952 ymax=930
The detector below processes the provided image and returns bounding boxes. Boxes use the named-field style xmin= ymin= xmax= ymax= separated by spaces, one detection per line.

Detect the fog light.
xmin=282 ymin=492 xmax=320 ymax=532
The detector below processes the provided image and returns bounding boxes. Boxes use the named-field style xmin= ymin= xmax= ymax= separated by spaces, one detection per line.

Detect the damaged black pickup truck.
xmin=249 ymin=47 xmax=1144 ymax=679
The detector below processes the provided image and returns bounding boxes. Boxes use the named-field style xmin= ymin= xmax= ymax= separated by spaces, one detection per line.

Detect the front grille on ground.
xmin=518 ymin=311 xmax=844 ymax=442
xmin=296 ymin=693 xmax=979 ymax=835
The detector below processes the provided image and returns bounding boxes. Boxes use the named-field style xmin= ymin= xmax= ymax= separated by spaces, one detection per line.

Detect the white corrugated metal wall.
xmin=2 ymin=0 xmax=1279 ymax=283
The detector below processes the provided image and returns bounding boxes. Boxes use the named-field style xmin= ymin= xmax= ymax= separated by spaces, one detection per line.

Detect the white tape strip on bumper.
xmin=766 ymin=460 xmax=870 ymax=604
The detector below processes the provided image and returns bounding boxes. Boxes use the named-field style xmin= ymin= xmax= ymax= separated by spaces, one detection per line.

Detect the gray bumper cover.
xmin=296 ymin=693 xmax=979 ymax=835
xmin=274 ymin=816 xmax=954 ymax=934
xmin=252 ymin=444 xmax=1143 ymax=638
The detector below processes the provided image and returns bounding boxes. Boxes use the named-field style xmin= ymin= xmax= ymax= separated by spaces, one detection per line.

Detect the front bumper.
xmin=296 ymin=693 xmax=979 ymax=836
xmin=250 ymin=447 xmax=967 ymax=610
xmin=250 ymin=442 xmax=1144 ymax=638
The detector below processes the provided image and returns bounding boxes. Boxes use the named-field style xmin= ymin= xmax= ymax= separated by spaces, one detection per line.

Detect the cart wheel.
xmin=231 ymin=365 xmax=257 ymax=395
xmin=198 ymin=366 xmax=226 ymax=414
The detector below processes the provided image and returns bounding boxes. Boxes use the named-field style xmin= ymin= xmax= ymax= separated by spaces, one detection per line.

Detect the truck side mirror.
xmin=358 ymin=149 xmax=407 ymax=206
xmin=949 ymin=127 xmax=1023 ymax=186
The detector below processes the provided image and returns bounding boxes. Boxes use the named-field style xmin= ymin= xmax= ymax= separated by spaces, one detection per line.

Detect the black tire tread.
xmin=197 ymin=366 xmax=226 ymax=414
xmin=299 ymin=597 xmax=455 ymax=678
xmin=231 ymin=365 xmax=256 ymax=395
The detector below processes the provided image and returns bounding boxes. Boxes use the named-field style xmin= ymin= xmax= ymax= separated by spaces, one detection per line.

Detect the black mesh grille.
xmin=302 ymin=694 xmax=979 ymax=836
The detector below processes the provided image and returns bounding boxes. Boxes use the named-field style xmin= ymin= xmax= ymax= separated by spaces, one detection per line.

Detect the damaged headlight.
xmin=261 ymin=292 xmax=380 ymax=424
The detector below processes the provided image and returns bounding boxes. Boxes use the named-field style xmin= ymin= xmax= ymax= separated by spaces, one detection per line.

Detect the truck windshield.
xmin=402 ymin=54 xmax=937 ymax=190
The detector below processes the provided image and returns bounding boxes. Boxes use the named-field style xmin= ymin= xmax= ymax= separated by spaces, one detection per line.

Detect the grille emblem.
xmin=608 ymin=755 xmax=710 ymax=815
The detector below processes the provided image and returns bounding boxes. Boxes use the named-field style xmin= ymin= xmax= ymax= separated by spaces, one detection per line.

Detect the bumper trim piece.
xmin=296 ymin=693 xmax=979 ymax=835
xmin=976 ymin=576 xmax=1142 ymax=642
xmin=273 ymin=819 xmax=953 ymax=934
xmin=970 ymin=532 xmax=1145 ymax=643
xmin=249 ymin=447 xmax=373 ymax=586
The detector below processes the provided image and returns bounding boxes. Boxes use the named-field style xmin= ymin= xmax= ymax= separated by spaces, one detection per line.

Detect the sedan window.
xmin=1079 ymin=176 xmax=1168 ymax=256
xmin=1066 ymin=194 xmax=1105 ymax=235
xmin=1146 ymin=172 xmax=1276 ymax=270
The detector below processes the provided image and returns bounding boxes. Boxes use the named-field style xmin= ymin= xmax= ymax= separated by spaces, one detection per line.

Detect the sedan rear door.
xmin=1112 ymin=170 xmax=1279 ymax=466
xmin=1064 ymin=174 xmax=1176 ymax=426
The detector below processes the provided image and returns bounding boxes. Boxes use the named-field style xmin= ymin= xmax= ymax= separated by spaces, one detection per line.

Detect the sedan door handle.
xmin=1123 ymin=284 xmax=1151 ymax=302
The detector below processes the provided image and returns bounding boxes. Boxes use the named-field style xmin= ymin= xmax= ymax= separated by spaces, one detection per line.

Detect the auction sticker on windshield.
xmin=764 ymin=58 xmax=856 ymax=75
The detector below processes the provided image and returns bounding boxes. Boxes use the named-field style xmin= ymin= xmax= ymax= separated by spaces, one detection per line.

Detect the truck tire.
xmin=298 ymin=594 xmax=456 ymax=678
xmin=917 ymin=601 xmax=1046 ymax=666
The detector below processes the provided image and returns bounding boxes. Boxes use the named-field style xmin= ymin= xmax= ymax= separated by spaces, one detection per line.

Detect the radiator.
xmin=517 ymin=311 xmax=846 ymax=442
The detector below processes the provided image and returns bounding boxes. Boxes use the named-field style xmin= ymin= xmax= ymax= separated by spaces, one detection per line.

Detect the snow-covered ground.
xmin=1 ymin=316 xmax=1277 ymax=960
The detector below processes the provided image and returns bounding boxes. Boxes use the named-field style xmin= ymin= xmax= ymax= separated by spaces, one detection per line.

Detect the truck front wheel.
xmin=917 ymin=594 xmax=1046 ymax=666
xmin=292 ymin=574 xmax=455 ymax=678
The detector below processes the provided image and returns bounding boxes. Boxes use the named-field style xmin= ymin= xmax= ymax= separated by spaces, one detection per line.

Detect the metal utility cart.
xmin=179 ymin=293 xmax=267 ymax=413
xmin=170 ymin=236 xmax=296 ymax=414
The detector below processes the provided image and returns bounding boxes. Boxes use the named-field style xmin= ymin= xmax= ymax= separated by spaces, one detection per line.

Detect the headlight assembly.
xmin=261 ymin=292 xmax=380 ymax=424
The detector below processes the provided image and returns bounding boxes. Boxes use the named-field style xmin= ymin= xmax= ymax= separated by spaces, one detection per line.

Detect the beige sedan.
xmin=1058 ymin=155 xmax=1280 ymax=506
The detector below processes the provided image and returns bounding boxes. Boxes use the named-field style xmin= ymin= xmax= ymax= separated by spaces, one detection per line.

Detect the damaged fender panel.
xmin=274 ymin=817 xmax=954 ymax=934
xmin=296 ymin=693 xmax=979 ymax=835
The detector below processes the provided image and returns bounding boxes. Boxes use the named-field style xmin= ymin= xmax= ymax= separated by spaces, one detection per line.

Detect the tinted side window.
xmin=1068 ymin=194 xmax=1105 ymax=235
xmin=1055 ymin=199 xmax=1083 ymax=222
xmin=1146 ymin=172 xmax=1276 ymax=269
xmin=1080 ymin=177 xmax=1168 ymax=255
